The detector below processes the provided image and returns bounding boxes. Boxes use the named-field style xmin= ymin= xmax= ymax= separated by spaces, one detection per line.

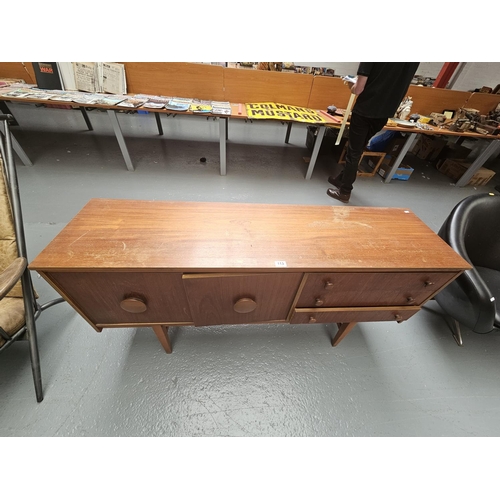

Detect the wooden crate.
xmin=338 ymin=144 xmax=386 ymax=177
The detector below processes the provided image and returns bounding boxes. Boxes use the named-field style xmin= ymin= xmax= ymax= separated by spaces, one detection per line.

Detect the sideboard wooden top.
xmin=29 ymin=199 xmax=470 ymax=273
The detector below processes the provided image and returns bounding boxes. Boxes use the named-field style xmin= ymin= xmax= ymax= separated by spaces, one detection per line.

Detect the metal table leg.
xmin=455 ymin=139 xmax=500 ymax=187
xmin=0 ymin=122 xmax=33 ymax=166
xmin=383 ymin=133 xmax=417 ymax=183
xmin=79 ymin=107 xmax=93 ymax=131
xmin=219 ymin=117 xmax=227 ymax=175
xmin=305 ymin=125 xmax=326 ymax=180
xmin=155 ymin=112 xmax=163 ymax=136
xmin=285 ymin=122 xmax=292 ymax=143
xmin=107 ymin=110 xmax=134 ymax=172
xmin=0 ymin=102 xmax=19 ymax=126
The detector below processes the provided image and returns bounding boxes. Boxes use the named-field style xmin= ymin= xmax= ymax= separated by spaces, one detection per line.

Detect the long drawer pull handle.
xmin=234 ymin=298 xmax=257 ymax=313
xmin=120 ymin=296 xmax=147 ymax=313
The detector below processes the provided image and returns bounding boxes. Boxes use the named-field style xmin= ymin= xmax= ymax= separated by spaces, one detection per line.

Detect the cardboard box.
xmin=384 ymin=136 xmax=407 ymax=156
xmin=375 ymin=153 xmax=398 ymax=167
xmin=412 ymin=135 xmax=447 ymax=160
xmin=437 ymin=159 xmax=496 ymax=186
xmin=435 ymin=142 xmax=472 ymax=161
xmin=306 ymin=126 xmax=340 ymax=154
xmin=378 ymin=163 xmax=414 ymax=181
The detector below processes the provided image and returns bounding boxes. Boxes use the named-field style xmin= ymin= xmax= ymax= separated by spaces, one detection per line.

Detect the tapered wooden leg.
xmin=331 ymin=322 xmax=358 ymax=346
xmin=152 ymin=325 xmax=172 ymax=353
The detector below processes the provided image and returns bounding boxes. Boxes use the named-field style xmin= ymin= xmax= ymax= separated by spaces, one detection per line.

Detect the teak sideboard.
xmin=29 ymin=199 xmax=471 ymax=352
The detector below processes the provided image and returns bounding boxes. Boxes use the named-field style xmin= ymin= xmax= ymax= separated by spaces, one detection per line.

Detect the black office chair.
xmin=434 ymin=192 xmax=500 ymax=345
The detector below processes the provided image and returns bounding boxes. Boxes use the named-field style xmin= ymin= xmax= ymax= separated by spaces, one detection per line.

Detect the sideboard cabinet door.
xmin=46 ymin=271 xmax=192 ymax=326
xmin=183 ymin=273 xmax=303 ymax=326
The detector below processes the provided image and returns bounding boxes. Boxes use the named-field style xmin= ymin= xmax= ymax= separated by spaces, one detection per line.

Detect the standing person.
xmin=327 ymin=62 xmax=420 ymax=203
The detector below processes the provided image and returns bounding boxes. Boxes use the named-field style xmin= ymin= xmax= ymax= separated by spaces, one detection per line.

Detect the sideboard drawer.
xmin=296 ymin=272 xmax=456 ymax=308
xmin=291 ymin=307 xmax=420 ymax=324
xmin=46 ymin=271 xmax=192 ymax=326
xmin=183 ymin=273 xmax=303 ymax=326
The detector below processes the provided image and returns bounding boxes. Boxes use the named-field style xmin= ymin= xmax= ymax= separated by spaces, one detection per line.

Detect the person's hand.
xmin=351 ymin=75 xmax=367 ymax=95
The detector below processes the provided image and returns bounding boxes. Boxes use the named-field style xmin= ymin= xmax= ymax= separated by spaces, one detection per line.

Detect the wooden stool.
xmin=338 ymin=143 xmax=386 ymax=177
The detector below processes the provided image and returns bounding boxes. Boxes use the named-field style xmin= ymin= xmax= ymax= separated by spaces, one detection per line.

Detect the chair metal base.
xmin=450 ymin=318 xmax=463 ymax=346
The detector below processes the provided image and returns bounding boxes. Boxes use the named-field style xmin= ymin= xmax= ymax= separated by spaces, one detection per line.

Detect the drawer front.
xmin=46 ymin=271 xmax=192 ymax=325
xmin=183 ymin=273 xmax=303 ymax=326
xmin=296 ymin=272 xmax=457 ymax=308
xmin=291 ymin=307 xmax=420 ymax=324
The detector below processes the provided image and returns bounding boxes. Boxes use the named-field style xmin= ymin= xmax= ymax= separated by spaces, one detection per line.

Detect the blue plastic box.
xmin=378 ymin=164 xmax=414 ymax=181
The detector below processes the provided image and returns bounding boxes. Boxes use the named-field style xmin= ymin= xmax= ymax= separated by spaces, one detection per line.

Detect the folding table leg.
xmin=383 ymin=132 xmax=417 ymax=183
xmin=219 ymin=117 xmax=227 ymax=176
xmin=0 ymin=122 xmax=33 ymax=166
xmin=305 ymin=125 xmax=326 ymax=180
xmin=455 ymin=139 xmax=500 ymax=187
xmin=155 ymin=112 xmax=163 ymax=136
xmin=107 ymin=110 xmax=135 ymax=171
xmin=285 ymin=122 xmax=293 ymax=143
xmin=79 ymin=107 xmax=93 ymax=131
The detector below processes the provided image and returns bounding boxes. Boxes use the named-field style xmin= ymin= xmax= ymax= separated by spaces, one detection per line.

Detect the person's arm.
xmin=351 ymin=75 xmax=367 ymax=95
xmin=349 ymin=62 xmax=371 ymax=95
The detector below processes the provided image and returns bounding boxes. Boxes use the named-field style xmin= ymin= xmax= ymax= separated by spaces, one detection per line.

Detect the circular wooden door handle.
xmin=233 ymin=298 xmax=257 ymax=313
xmin=120 ymin=296 xmax=147 ymax=313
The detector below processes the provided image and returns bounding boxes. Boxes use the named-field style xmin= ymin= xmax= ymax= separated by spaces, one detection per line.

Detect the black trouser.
xmin=336 ymin=112 xmax=388 ymax=195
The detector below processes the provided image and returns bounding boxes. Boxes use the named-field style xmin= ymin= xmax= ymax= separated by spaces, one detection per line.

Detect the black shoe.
xmin=326 ymin=188 xmax=350 ymax=204
xmin=328 ymin=176 xmax=342 ymax=189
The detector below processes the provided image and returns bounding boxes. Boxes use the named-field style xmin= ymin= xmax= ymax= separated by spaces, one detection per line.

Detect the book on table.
xmin=72 ymin=62 xmax=127 ymax=95
xmin=100 ymin=62 xmax=127 ymax=95
xmin=24 ymin=90 xmax=58 ymax=100
xmin=190 ymin=100 xmax=213 ymax=113
xmin=211 ymin=101 xmax=231 ymax=115
xmin=165 ymin=98 xmax=192 ymax=111
xmin=92 ymin=95 xmax=127 ymax=106
xmin=135 ymin=94 xmax=171 ymax=109
xmin=71 ymin=93 xmax=101 ymax=105
xmin=116 ymin=95 xmax=149 ymax=108
xmin=73 ymin=62 xmax=99 ymax=93
xmin=32 ymin=62 xmax=64 ymax=90
xmin=48 ymin=91 xmax=76 ymax=102
xmin=3 ymin=88 xmax=36 ymax=98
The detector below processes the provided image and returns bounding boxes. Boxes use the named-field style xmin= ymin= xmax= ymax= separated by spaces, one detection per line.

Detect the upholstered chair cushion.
xmin=0 ymin=297 xmax=25 ymax=346
xmin=0 ymin=156 xmax=23 ymax=297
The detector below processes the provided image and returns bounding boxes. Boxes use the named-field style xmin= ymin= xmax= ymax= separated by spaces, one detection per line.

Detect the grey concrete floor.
xmin=1 ymin=101 xmax=500 ymax=438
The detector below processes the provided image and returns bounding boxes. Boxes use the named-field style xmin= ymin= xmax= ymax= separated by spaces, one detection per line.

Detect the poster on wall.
xmin=245 ymin=102 xmax=327 ymax=124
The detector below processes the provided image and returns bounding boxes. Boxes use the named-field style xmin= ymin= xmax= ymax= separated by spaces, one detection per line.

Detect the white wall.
xmin=294 ymin=62 xmax=442 ymax=78
xmin=294 ymin=62 xmax=500 ymax=90
xmin=451 ymin=62 xmax=500 ymax=91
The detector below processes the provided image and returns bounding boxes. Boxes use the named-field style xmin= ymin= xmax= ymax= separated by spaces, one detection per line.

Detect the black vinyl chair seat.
xmin=435 ymin=192 xmax=500 ymax=342
xmin=476 ymin=266 xmax=500 ymax=327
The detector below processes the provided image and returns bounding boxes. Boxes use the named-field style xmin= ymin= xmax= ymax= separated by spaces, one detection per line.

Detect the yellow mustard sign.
xmin=245 ymin=102 xmax=326 ymax=123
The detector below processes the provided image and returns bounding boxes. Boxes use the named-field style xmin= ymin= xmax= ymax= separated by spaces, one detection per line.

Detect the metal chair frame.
xmin=0 ymin=114 xmax=64 ymax=402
